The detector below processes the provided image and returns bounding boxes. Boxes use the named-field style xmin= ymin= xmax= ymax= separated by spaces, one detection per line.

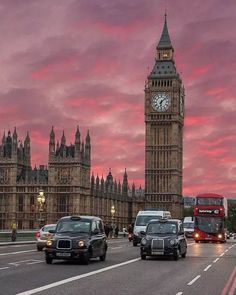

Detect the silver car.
xmin=36 ymin=224 xmax=56 ymax=251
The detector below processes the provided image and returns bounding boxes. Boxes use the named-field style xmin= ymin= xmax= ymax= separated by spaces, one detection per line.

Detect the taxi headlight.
xmin=46 ymin=240 xmax=53 ymax=247
xmin=141 ymin=238 xmax=147 ymax=246
xmin=170 ymin=239 xmax=178 ymax=246
xmin=78 ymin=240 xmax=85 ymax=247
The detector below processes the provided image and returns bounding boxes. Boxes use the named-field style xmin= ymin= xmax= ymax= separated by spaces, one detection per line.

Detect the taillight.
xmin=35 ymin=231 xmax=40 ymax=238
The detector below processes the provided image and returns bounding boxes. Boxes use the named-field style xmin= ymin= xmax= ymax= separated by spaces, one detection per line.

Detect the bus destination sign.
xmin=198 ymin=209 xmax=220 ymax=215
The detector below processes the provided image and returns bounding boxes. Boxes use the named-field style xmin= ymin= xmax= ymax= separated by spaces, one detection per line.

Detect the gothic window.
xmin=18 ymin=195 xmax=24 ymax=212
xmin=58 ymin=195 xmax=70 ymax=213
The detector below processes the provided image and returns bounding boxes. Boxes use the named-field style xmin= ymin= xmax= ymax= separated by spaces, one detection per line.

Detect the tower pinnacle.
xmin=157 ymin=13 xmax=172 ymax=49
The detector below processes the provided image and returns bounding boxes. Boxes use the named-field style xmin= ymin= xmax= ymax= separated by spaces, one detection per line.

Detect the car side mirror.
xmin=140 ymin=231 xmax=146 ymax=236
xmin=48 ymin=230 xmax=55 ymax=234
xmin=92 ymin=229 xmax=99 ymax=235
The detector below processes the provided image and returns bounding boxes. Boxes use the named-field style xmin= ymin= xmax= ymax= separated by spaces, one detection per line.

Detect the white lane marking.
xmin=0 ymin=267 xmax=10 ymax=270
xmin=220 ymin=253 xmax=225 ymax=257
xmin=225 ymin=249 xmax=229 ymax=252
xmin=187 ymin=242 xmax=195 ymax=245
xmin=213 ymin=258 xmax=220 ymax=263
xmin=27 ymin=260 xmax=43 ymax=265
xmin=110 ymin=246 xmax=122 ymax=250
xmin=176 ymin=292 xmax=183 ymax=295
xmin=9 ymin=259 xmax=37 ymax=267
xmin=0 ymin=250 xmax=36 ymax=256
xmin=204 ymin=264 xmax=212 ymax=272
xmin=16 ymin=258 xmax=140 ymax=295
xmin=187 ymin=275 xmax=201 ymax=286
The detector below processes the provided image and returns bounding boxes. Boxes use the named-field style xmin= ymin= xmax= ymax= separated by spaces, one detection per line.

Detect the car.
xmin=35 ymin=224 xmax=57 ymax=251
xmin=140 ymin=218 xmax=187 ymax=261
xmin=44 ymin=215 xmax=108 ymax=265
xmin=183 ymin=221 xmax=194 ymax=238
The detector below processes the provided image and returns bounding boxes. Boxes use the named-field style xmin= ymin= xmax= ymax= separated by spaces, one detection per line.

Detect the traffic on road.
xmin=0 ymin=235 xmax=235 ymax=295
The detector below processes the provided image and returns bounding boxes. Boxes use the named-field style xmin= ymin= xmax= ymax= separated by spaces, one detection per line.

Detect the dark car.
xmin=44 ymin=215 xmax=108 ymax=264
xmin=140 ymin=218 xmax=187 ymax=261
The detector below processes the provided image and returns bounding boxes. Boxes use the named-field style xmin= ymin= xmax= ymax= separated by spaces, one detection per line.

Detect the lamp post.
xmin=37 ymin=189 xmax=46 ymax=228
xmin=110 ymin=205 xmax=115 ymax=238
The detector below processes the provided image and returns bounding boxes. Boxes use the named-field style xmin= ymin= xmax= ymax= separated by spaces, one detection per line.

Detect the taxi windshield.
xmin=147 ymin=222 xmax=177 ymax=235
xmin=56 ymin=219 xmax=91 ymax=234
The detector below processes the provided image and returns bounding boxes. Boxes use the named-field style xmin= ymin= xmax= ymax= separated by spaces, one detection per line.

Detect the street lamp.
xmin=37 ymin=189 xmax=46 ymax=228
xmin=111 ymin=205 xmax=115 ymax=237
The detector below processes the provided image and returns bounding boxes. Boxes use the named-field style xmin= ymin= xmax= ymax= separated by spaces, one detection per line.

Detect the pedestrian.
xmin=114 ymin=226 xmax=119 ymax=238
xmin=104 ymin=223 xmax=110 ymax=238
xmin=11 ymin=221 xmax=17 ymax=242
xmin=122 ymin=226 xmax=127 ymax=237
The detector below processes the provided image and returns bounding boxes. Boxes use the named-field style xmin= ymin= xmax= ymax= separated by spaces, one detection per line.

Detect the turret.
xmin=1 ymin=131 xmax=6 ymax=156
xmin=12 ymin=127 xmax=18 ymax=156
xmin=75 ymin=126 xmax=81 ymax=158
xmin=61 ymin=131 xmax=66 ymax=157
xmin=24 ymin=131 xmax=31 ymax=166
xmin=85 ymin=130 xmax=91 ymax=162
xmin=5 ymin=130 xmax=12 ymax=158
xmin=122 ymin=168 xmax=128 ymax=197
xmin=49 ymin=126 xmax=55 ymax=155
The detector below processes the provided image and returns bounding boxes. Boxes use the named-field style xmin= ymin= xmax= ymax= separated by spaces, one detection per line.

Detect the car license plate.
xmin=56 ymin=252 xmax=71 ymax=257
xmin=152 ymin=251 xmax=164 ymax=255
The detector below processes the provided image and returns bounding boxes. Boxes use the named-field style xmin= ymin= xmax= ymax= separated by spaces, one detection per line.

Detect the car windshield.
xmin=43 ymin=225 xmax=56 ymax=232
xmin=183 ymin=222 xmax=194 ymax=229
xmin=56 ymin=219 xmax=91 ymax=234
xmin=136 ymin=215 xmax=162 ymax=226
xmin=147 ymin=222 xmax=177 ymax=235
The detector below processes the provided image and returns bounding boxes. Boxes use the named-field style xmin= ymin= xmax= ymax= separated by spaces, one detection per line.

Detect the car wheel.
xmin=133 ymin=241 xmax=138 ymax=247
xmin=141 ymin=254 xmax=146 ymax=260
xmin=195 ymin=240 xmax=199 ymax=243
xmin=174 ymin=249 xmax=179 ymax=261
xmin=45 ymin=256 xmax=53 ymax=264
xmin=37 ymin=246 xmax=43 ymax=251
xmin=181 ymin=251 xmax=186 ymax=258
xmin=81 ymin=252 xmax=90 ymax=265
xmin=99 ymin=249 xmax=107 ymax=261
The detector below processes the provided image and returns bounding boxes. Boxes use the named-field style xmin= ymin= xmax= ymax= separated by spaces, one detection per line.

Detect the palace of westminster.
xmin=0 ymin=15 xmax=184 ymax=230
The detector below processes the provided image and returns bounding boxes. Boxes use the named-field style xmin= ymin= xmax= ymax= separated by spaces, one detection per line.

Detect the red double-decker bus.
xmin=193 ymin=193 xmax=227 ymax=243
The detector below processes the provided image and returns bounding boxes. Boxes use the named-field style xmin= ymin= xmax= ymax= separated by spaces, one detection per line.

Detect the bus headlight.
xmin=46 ymin=240 xmax=53 ymax=247
xmin=195 ymin=233 xmax=199 ymax=238
xmin=218 ymin=234 xmax=222 ymax=239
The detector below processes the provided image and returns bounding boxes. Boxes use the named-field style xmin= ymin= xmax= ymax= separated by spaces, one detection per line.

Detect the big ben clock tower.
xmin=144 ymin=14 xmax=184 ymax=218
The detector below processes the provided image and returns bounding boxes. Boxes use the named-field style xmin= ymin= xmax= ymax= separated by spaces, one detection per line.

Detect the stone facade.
xmin=144 ymin=15 xmax=184 ymax=218
xmin=0 ymin=127 xmax=144 ymax=230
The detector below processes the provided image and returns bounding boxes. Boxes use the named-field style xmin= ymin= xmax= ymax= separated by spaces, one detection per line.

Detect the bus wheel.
xmin=195 ymin=240 xmax=199 ymax=243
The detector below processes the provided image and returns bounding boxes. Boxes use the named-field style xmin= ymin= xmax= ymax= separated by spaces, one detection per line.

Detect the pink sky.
xmin=0 ymin=0 xmax=236 ymax=197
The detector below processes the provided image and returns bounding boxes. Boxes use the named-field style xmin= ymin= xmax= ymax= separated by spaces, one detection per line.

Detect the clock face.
xmin=151 ymin=93 xmax=171 ymax=112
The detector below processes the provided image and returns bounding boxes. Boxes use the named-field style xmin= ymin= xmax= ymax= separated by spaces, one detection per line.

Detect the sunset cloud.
xmin=0 ymin=0 xmax=235 ymax=197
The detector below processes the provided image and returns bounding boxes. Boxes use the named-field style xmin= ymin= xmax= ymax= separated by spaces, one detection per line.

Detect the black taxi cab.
xmin=44 ymin=215 xmax=107 ymax=264
xmin=140 ymin=218 xmax=187 ymax=261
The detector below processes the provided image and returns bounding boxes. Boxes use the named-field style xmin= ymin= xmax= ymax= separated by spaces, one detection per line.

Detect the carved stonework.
xmin=0 ymin=168 xmax=10 ymax=184
xmin=56 ymin=168 xmax=72 ymax=184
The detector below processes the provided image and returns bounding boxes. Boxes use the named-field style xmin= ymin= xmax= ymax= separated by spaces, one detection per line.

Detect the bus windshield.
xmin=195 ymin=216 xmax=224 ymax=234
xmin=196 ymin=198 xmax=223 ymax=206
xmin=136 ymin=215 xmax=162 ymax=226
